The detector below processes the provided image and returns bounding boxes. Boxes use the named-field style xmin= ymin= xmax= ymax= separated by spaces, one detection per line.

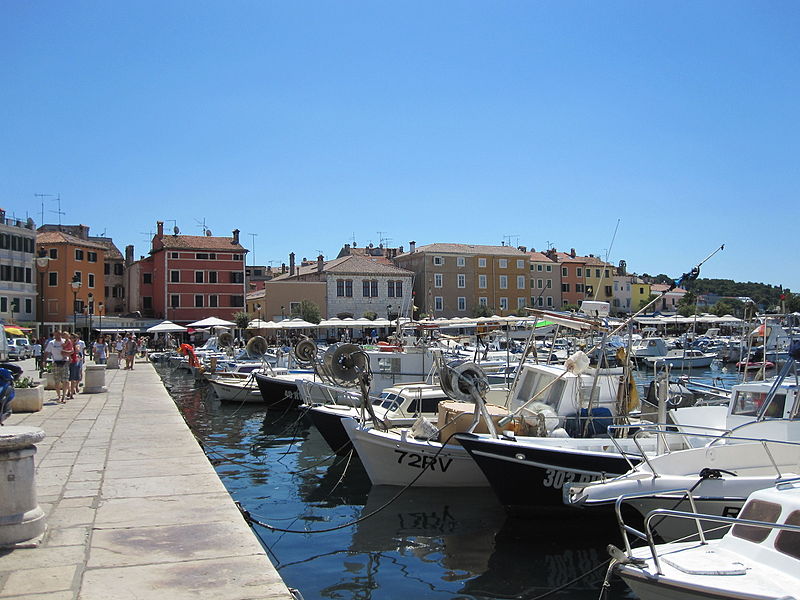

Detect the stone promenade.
xmin=1 ymin=357 xmax=293 ymax=600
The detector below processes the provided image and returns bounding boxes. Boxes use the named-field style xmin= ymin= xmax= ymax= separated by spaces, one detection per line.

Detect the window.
xmin=230 ymin=272 xmax=244 ymax=283
xmin=775 ymin=509 xmax=800 ymax=559
xmin=479 ymin=297 xmax=488 ymax=306
xmin=194 ymin=295 xmax=204 ymax=307
xmin=170 ymin=295 xmax=180 ymax=308
xmin=0 ymin=266 xmax=8 ymax=281
xmin=88 ymin=273 xmax=95 ymax=288
xmin=142 ymin=296 xmax=152 ymax=309
xmin=434 ymin=296 xmax=443 ymax=311
xmin=595 ymin=268 xmax=601 ymax=278
xmin=104 ymin=263 xmax=110 ymax=275
xmin=233 ymin=254 xmax=243 ymax=261
xmin=170 ymin=252 xmax=179 ymax=258
xmin=433 ymin=256 xmax=443 ymax=266
xmin=388 ymin=280 xmax=403 ymax=297
xmin=196 ymin=253 xmax=209 ymax=260
xmin=499 ymin=259 xmax=508 ymax=268
xmin=49 ymin=248 xmax=58 ymax=259
xmin=457 ymin=256 xmax=465 ymax=267
xmin=479 ymin=274 xmax=487 ymax=289
xmin=562 ymin=267 xmax=568 ymax=277
xmin=0 ymin=234 xmax=6 ymax=249
xmin=478 ymin=258 xmax=487 ymax=268
xmin=143 ymin=273 xmax=152 ymax=284
xmin=639 ymin=287 xmax=645 ymax=295
xmin=25 ymin=298 xmax=32 ymax=313
xmin=49 ymin=272 xmax=58 ymax=286
xmin=517 ymin=297 xmax=526 ymax=308
xmin=499 ymin=275 xmax=508 ymax=289
xmin=499 ymin=297 xmax=508 ymax=310
xmin=605 ymin=285 xmax=613 ymax=297
xmin=363 ymin=280 xmax=378 ymax=297
xmin=88 ymin=252 xmax=97 ymax=262
xmin=605 ymin=269 xmax=610 ymax=278
xmin=209 ymin=271 xmax=217 ymax=283
xmin=732 ymin=500 xmax=782 ymax=543
xmin=576 ymin=283 xmax=584 ymax=293
xmin=230 ymin=295 xmax=244 ymax=307
xmin=457 ymin=274 xmax=466 ymax=288
xmin=546 ymin=296 xmax=553 ymax=307
xmin=517 ymin=260 xmax=524 ymax=269
xmin=562 ymin=283 xmax=570 ymax=292
xmin=546 ymin=280 xmax=552 ymax=288
xmin=195 ymin=271 xmax=204 ymax=283
xmin=576 ymin=268 xmax=582 ymax=277
xmin=546 ymin=265 xmax=552 ymax=272
xmin=517 ymin=276 xmax=525 ymax=289
xmin=537 ymin=279 xmax=544 ymax=289
xmin=434 ymin=273 xmax=443 ymax=288
xmin=75 ymin=249 xmax=84 ymax=261
xmin=457 ymin=297 xmax=466 ymax=311
xmin=344 ymin=280 xmax=353 ymax=297
xmin=536 ymin=264 xmax=543 ymax=271
xmin=113 ymin=263 xmax=124 ymax=276
xmin=209 ymin=295 xmax=218 ymax=308
xmin=73 ymin=271 xmax=82 ymax=283
xmin=0 ymin=297 xmax=5 ymax=312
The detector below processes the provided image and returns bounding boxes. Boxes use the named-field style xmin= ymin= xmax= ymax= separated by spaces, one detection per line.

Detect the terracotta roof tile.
xmin=272 ymin=255 xmax=413 ymax=280
xmin=36 ymin=231 xmax=107 ymax=250
xmin=156 ymin=235 xmax=247 ymax=251
xmin=399 ymin=243 xmax=526 ymax=257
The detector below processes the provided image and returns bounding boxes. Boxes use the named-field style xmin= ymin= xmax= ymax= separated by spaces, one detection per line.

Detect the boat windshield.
xmin=775 ymin=510 xmax=800 ymax=560
xmin=372 ymin=392 xmax=400 ymax=411
xmin=732 ymin=499 xmax=782 ymax=543
xmin=731 ymin=391 xmax=786 ymax=418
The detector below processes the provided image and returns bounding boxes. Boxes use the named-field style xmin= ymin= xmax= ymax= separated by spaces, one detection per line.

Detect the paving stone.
xmin=95 ymin=493 xmax=246 ymax=529
xmin=0 ymin=565 xmax=78 ymax=597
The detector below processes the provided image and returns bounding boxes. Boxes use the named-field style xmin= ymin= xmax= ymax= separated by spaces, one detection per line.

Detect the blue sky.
xmin=3 ymin=2 xmax=798 ymax=289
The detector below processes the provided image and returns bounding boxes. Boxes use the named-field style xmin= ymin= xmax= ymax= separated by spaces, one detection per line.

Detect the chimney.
xmin=399 ymin=245 xmax=404 ymax=254
xmin=156 ymin=221 xmax=164 ymax=237
xmin=317 ymin=255 xmax=324 ymax=272
xmin=289 ymin=252 xmax=296 ymax=276
xmin=281 ymin=263 xmax=286 ymax=274
xmin=79 ymin=225 xmax=90 ymax=239
xmin=409 ymin=241 xmax=416 ymax=253
xmin=518 ymin=245 xmax=527 ymax=253
xmin=232 ymin=229 xmax=240 ymax=244
xmin=125 ymin=244 xmax=134 ymax=266
xmin=570 ymin=248 xmax=576 ymax=258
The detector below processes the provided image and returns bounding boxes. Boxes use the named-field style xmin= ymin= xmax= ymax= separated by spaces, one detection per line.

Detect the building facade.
xmin=0 ymin=211 xmax=37 ymax=325
xmin=129 ymin=221 xmax=247 ymax=323
xmin=394 ymin=243 xmax=530 ymax=317
xmin=527 ymin=249 xmax=561 ymax=309
xmin=35 ymin=229 xmax=107 ymax=326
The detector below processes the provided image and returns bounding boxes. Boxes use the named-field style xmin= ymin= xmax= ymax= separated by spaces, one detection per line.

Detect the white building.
xmin=0 ymin=211 xmax=37 ymax=325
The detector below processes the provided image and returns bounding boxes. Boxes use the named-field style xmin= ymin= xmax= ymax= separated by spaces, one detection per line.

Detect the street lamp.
xmin=71 ymin=276 xmax=82 ymax=333
xmin=35 ymin=253 xmax=51 ymax=339
xmin=255 ymin=303 xmax=262 ymax=321
xmin=98 ymin=303 xmax=104 ymax=340
xmin=87 ymin=293 xmax=94 ymax=358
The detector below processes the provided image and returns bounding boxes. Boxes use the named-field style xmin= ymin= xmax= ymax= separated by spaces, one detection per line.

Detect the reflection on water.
xmin=158 ymin=364 xmax=651 ymax=599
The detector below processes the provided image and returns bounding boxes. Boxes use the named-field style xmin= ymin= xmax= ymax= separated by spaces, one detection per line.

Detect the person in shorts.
xmin=124 ymin=333 xmax=137 ymax=370
xmin=45 ymin=331 xmax=73 ymax=403
xmin=68 ymin=333 xmax=84 ymax=398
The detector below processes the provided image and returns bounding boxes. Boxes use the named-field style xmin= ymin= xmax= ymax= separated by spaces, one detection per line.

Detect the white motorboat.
xmin=645 ymin=348 xmax=717 ymax=369
xmin=610 ymin=479 xmax=800 ymax=600
xmin=207 ymin=374 xmax=263 ymax=403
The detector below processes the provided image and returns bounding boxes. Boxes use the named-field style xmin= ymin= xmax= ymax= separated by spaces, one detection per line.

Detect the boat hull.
xmin=455 ymin=433 xmax=642 ymax=513
xmin=306 ymin=405 xmax=358 ymax=454
xmin=254 ymin=373 xmax=302 ymax=408
xmin=343 ymin=419 xmax=487 ymax=487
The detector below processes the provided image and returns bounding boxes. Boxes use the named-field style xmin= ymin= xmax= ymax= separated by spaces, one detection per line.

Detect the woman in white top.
xmin=93 ymin=336 xmax=108 ymax=364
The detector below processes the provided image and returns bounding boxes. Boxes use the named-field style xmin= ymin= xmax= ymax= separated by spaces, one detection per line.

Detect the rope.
xmin=237 ymin=432 xmax=461 ymax=534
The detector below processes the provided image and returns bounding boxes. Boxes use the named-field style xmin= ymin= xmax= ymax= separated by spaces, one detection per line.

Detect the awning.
xmin=4 ymin=326 xmax=24 ymax=336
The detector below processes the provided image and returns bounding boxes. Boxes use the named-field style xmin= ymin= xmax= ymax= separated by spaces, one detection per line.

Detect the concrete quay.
xmin=1 ymin=358 xmax=294 ymax=600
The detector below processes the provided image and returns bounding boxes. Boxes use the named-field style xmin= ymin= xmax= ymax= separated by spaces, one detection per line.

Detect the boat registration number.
xmin=394 ymin=450 xmax=453 ymax=472
xmin=542 ymin=469 xmax=600 ymax=490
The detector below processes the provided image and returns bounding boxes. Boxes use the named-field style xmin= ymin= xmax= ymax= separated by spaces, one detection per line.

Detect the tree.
xmin=232 ymin=311 xmax=252 ymax=330
xmin=291 ymin=299 xmax=322 ymax=324
xmin=362 ymin=311 xmax=377 ymax=320
xmin=787 ymin=293 xmax=800 ymax=313
xmin=471 ymin=304 xmax=492 ymax=318
xmin=637 ymin=294 xmax=658 ymax=312
xmin=677 ymin=291 xmax=697 ymax=316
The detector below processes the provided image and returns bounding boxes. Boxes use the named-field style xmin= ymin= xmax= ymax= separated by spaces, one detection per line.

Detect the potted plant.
xmin=42 ymin=362 xmax=56 ymax=390
xmin=12 ymin=376 xmax=44 ymax=412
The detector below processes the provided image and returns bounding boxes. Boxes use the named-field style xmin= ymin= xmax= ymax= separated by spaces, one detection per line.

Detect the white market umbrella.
xmin=246 ymin=319 xmax=271 ymax=329
xmin=146 ymin=320 xmax=188 ymax=333
xmin=186 ymin=317 xmax=236 ymax=328
xmin=282 ymin=318 xmax=316 ymax=329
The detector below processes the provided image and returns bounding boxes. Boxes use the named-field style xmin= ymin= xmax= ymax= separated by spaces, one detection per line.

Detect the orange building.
xmin=36 ymin=230 xmax=106 ymax=328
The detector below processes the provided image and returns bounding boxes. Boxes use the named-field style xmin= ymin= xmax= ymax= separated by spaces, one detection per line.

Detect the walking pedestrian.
xmin=93 ymin=335 xmax=108 ymax=364
xmin=45 ymin=331 xmax=73 ymax=403
xmin=68 ymin=333 xmax=84 ymax=398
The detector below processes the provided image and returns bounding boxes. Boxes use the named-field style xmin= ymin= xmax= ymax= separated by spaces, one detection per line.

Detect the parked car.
xmin=7 ymin=338 xmax=32 ymax=360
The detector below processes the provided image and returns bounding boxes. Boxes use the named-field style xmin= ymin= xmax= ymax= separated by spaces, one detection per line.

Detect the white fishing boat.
xmin=610 ymin=479 xmax=800 ymax=600
xmin=645 ymin=348 xmax=717 ymax=369
xmin=207 ymin=373 xmax=264 ymax=402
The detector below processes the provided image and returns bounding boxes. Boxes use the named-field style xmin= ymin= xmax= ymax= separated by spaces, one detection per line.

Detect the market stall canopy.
xmin=281 ymin=318 xmax=316 ymax=329
xmin=4 ymin=326 xmax=24 ymax=336
xmin=186 ymin=317 xmax=236 ymax=328
xmin=146 ymin=320 xmax=188 ymax=333
xmin=246 ymin=319 xmax=272 ymax=329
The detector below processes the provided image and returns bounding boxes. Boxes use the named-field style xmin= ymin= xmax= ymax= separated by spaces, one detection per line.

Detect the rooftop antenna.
xmin=248 ymin=233 xmax=257 ymax=266
xmin=35 ymin=193 xmax=54 ymax=226
xmin=50 ymin=194 xmax=65 ymax=227
xmin=164 ymin=219 xmax=179 ymax=235
xmin=546 ymin=240 xmax=555 ymax=250
xmin=195 ymin=217 xmax=208 ymax=235
xmin=351 ymin=232 xmax=357 ymax=246
xmin=503 ymin=234 xmax=520 ymax=248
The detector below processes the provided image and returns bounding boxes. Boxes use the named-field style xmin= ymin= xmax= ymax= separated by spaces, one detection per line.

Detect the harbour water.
xmin=157 ymin=363 xmax=747 ymax=600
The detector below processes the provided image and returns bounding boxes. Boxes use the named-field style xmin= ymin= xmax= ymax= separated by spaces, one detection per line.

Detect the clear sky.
xmin=3 ymin=2 xmax=798 ymax=289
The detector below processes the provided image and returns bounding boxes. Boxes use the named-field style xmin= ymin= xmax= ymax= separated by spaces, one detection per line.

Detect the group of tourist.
xmin=29 ymin=331 xmax=151 ymax=403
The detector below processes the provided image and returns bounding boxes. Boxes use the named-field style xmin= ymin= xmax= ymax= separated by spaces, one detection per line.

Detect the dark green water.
xmin=156 ymin=363 xmax=745 ymax=600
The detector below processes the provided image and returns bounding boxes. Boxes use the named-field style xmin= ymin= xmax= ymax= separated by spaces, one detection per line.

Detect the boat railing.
xmin=613 ymin=487 xmax=800 ymax=575
xmin=297 ymin=379 xmax=364 ymax=408
xmin=609 ymin=424 xmax=800 ymax=478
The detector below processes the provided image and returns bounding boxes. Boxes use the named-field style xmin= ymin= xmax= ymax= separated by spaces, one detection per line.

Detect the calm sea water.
xmin=156 ymin=362 xmax=749 ymax=600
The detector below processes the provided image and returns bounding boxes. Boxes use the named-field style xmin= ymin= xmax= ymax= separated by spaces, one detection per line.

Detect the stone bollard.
xmin=0 ymin=427 xmax=46 ymax=547
xmin=83 ymin=364 xmax=107 ymax=393
xmin=106 ymin=353 xmax=120 ymax=369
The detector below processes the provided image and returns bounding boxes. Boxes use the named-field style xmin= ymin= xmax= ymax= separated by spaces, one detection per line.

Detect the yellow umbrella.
xmin=4 ymin=326 xmax=23 ymax=336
